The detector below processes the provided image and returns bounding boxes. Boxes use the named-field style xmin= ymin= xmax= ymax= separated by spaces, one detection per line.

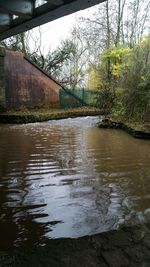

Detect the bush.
xmin=121 ymin=36 xmax=150 ymax=121
xmin=112 ymin=88 xmax=125 ymax=120
xmin=96 ymin=82 xmax=115 ymax=114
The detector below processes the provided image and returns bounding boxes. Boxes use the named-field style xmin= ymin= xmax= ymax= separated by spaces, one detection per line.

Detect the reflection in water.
xmin=0 ymin=116 xmax=150 ymax=249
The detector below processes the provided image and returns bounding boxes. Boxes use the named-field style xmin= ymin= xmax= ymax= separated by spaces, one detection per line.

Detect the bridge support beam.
xmin=0 ymin=0 xmax=33 ymax=19
xmin=0 ymin=13 xmax=12 ymax=26
xmin=0 ymin=0 xmax=105 ymax=41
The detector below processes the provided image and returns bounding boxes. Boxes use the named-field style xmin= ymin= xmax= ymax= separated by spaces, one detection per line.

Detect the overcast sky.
xmin=29 ymin=4 xmax=99 ymax=54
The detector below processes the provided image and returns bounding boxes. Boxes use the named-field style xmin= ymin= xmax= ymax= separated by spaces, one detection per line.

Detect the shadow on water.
xmin=0 ymin=116 xmax=150 ymax=249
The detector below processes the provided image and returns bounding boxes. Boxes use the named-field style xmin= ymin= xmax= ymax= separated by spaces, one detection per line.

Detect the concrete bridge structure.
xmin=0 ymin=0 xmax=105 ymax=41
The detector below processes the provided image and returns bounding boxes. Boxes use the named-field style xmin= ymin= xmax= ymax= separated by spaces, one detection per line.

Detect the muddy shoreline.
xmin=0 ymin=224 xmax=150 ymax=267
xmin=98 ymin=119 xmax=150 ymax=139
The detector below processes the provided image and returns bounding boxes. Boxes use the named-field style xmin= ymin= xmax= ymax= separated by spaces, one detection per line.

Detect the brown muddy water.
xmin=0 ymin=116 xmax=150 ymax=249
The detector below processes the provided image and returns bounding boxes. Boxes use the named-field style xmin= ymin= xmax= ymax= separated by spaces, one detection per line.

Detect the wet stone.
xmin=0 ymin=225 xmax=150 ymax=266
xmin=69 ymin=249 xmax=105 ymax=267
xmin=90 ymin=235 xmax=108 ymax=249
xmin=102 ymin=249 xmax=129 ymax=267
xmin=124 ymin=245 xmax=148 ymax=263
xmin=131 ymin=227 xmax=147 ymax=243
xmin=142 ymin=235 xmax=150 ymax=249
xmin=104 ymin=230 xmax=132 ymax=248
xmin=0 ymin=252 xmax=14 ymax=267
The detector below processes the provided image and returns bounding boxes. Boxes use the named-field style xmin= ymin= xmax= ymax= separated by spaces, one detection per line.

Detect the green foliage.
xmin=87 ymin=67 xmax=102 ymax=91
xmin=0 ymin=104 xmax=6 ymax=113
xmin=111 ymin=88 xmax=125 ymax=120
xmin=102 ymin=46 xmax=131 ymax=77
xmin=88 ymin=46 xmax=132 ymax=115
xmin=92 ymin=37 xmax=150 ymax=122
xmin=120 ymin=36 xmax=150 ymax=121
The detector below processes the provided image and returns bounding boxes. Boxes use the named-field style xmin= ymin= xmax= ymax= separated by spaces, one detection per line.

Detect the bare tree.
xmin=123 ymin=0 xmax=150 ymax=47
xmin=46 ymin=25 xmax=88 ymax=88
xmin=115 ymin=0 xmax=126 ymax=46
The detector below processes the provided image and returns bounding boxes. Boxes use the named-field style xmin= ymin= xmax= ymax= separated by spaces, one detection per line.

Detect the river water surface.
xmin=0 ymin=116 xmax=150 ymax=249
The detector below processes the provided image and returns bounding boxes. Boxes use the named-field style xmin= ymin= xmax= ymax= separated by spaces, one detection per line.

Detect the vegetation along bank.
xmin=0 ymin=107 xmax=104 ymax=124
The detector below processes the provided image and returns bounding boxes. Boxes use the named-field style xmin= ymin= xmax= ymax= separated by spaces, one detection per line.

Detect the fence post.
xmin=82 ymin=88 xmax=84 ymax=106
xmin=59 ymin=89 xmax=62 ymax=108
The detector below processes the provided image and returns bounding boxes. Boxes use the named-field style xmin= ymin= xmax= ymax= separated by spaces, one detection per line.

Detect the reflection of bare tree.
xmin=86 ymin=128 xmax=150 ymax=228
xmin=0 ymin=121 xmax=150 ymax=248
xmin=51 ymin=127 xmax=77 ymax=175
xmin=0 ymin=124 xmax=67 ymax=249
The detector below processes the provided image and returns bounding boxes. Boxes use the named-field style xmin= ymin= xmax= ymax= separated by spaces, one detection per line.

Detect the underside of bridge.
xmin=0 ymin=0 xmax=105 ymax=41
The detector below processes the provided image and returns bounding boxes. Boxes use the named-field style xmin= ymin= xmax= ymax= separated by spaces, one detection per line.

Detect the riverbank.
xmin=98 ymin=119 xmax=150 ymax=139
xmin=0 ymin=224 xmax=150 ymax=267
xmin=0 ymin=107 xmax=104 ymax=124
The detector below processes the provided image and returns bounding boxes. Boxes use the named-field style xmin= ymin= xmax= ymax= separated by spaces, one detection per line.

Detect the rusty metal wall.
xmin=0 ymin=47 xmax=6 ymax=108
xmin=4 ymin=50 xmax=61 ymax=109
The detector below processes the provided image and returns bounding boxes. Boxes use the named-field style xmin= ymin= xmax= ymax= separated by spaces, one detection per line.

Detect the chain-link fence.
xmin=60 ymin=88 xmax=98 ymax=108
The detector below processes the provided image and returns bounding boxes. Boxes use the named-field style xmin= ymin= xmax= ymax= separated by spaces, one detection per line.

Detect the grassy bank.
xmin=0 ymin=107 xmax=104 ymax=124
